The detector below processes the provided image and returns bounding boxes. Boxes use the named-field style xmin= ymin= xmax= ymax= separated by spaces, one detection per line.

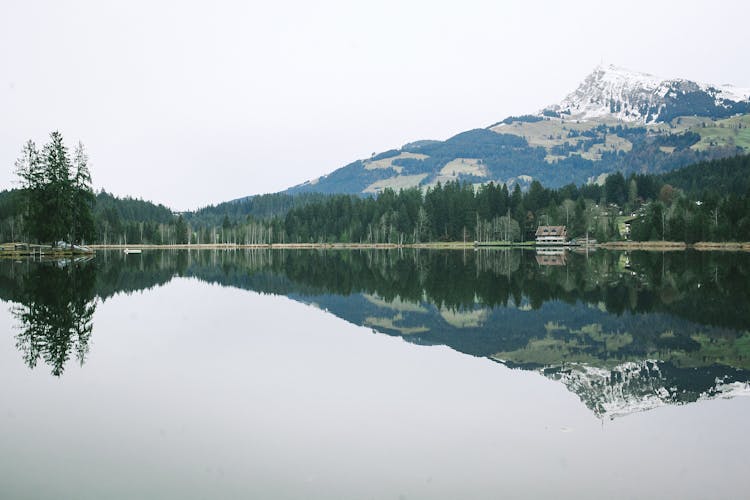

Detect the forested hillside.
xmin=658 ymin=154 xmax=750 ymax=196
xmin=1 ymin=189 xmax=180 ymax=245
xmin=282 ymin=153 xmax=750 ymax=244
xmin=186 ymin=192 xmax=332 ymax=226
xmin=2 ymin=154 xmax=749 ymax=245
xmin=287 ymin=126 xmax=738 ymax=196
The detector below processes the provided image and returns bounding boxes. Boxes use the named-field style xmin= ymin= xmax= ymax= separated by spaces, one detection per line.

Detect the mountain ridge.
xmin=280 ymin=64 xmax=750 ymax=197
xmin=544 ymin=63 xmax=750 ymax=124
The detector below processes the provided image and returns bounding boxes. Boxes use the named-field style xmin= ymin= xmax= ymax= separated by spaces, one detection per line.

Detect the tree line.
xmin=2 ymin=133 xmax=749 ymax=245
xmin=281 ymin=154 xmax=750 ymax=244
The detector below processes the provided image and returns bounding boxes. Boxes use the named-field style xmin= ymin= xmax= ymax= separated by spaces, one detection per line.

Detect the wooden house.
xmin=535 ymin=225 xmax=568 ymax=245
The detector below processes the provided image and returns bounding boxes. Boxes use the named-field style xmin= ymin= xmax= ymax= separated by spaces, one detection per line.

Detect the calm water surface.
xmin=1 ymin=249 xmax=749 ymax=499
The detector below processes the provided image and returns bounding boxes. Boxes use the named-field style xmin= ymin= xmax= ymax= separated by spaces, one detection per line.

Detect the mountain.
xmin=285 ymin=65 xmax=750 ymax=196
xmin=546 ymin=64 xmax=750 ymax=124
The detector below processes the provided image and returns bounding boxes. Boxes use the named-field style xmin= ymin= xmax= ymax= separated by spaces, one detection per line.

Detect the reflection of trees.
xmin=66 ymin=248 xmax=750 ymax=331
xmin=2 ymin=248 xmax=750 ymax=377
xmin=11 ymin=259 xmax=97 ymax=376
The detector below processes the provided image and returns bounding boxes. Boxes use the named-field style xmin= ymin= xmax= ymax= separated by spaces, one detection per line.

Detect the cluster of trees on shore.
xmin=2 ymin=135 xmax=750 ymax=245
xmin=627 ymin=154 xmax=750 ymax=242
xmin=12 ymin=132 xmax=95 ymax=245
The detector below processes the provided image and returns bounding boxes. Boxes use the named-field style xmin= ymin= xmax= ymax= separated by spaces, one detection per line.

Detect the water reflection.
xmin=7 ymin=258 xmax=97 ymax=376
xmin=2 ymin=248 xmax=749 ymax=416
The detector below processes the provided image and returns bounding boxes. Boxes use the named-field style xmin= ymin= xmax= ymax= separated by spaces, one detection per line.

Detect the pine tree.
xmin=71 ymin=141 xmax=95 ymax=244
xmin=175 ymin=215 xmax=189 ymax=244
xmin=41 ymin=131 xmax=73 ymax=244
xmin=14 ymin=140 xmax=43 ymax=242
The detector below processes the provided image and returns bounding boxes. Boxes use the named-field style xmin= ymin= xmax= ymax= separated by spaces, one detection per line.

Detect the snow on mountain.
xmin=543 ymin=359 xmax=750 ymax=420
xmin=546 ymin=64 xmax=750 ymax=124
xmin=283 ymin=64 xmax=750 ymax=196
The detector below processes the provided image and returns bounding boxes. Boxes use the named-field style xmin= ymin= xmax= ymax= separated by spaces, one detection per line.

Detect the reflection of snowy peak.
xmin=542 ymin=360 xmax=750 ymax=419
xmin=547 ymin=64 xmax=750 ymax=124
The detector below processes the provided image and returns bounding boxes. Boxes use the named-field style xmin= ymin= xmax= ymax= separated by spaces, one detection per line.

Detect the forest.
xmin=1 ymin=152 xmax=749 ymax=245
xmin=281 ymin=153 xmax=750 ymax=244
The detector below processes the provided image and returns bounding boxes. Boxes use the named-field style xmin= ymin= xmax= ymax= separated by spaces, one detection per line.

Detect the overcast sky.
xmin=2 ymin=0 xmax=749 ymax=210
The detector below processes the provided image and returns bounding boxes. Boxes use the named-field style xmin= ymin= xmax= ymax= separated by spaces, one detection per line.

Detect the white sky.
xmin=1 ymin=0 xmax=749 ymax=210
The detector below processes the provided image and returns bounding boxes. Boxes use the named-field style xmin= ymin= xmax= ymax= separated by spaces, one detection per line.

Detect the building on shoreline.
xmin=535 ymin=226 xmax=568 ymax=245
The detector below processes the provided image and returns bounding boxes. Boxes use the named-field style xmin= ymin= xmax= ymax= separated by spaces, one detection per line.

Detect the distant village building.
xmin=621 ymin=215 xmax=640 ymax=240
xmin=535 ymin=225 xmax=568 ymax=245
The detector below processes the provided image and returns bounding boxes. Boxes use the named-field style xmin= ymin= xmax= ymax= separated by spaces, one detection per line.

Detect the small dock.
xmin=0 ymin=242 xmax=95 ymax=259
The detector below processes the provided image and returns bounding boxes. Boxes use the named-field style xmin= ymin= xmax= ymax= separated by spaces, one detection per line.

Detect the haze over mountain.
xmin=282 ymin=65 xmax=750 ymax=197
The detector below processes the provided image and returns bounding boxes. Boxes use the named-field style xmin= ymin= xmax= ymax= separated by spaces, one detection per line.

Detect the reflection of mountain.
xmin=526 ymin=360 xmax=749 ymax=420
xmin=2 ymin=249 xmax=750 ymax=416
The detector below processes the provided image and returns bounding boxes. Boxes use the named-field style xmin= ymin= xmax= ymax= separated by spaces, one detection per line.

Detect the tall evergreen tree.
xmin=14 ymin=140 xmax=43 ymax=242
xmin=175 ymin=215 xmax=189 ymax=244
xmin=41 ymin=131 xmax=73 ymax=244
xmin=71 ymin=142 xmax=95 ymax=244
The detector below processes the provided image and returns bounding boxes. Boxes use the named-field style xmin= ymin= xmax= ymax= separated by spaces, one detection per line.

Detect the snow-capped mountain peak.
xmin=546 ymin=64 xmax=750 ymax=124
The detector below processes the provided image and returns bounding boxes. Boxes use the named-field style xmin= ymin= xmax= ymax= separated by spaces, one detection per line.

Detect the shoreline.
xmin=3 ymin=241 xmax=750 ymax=257
xmin=85 ymin=241 xmax=750 ymax=251
xmin=599 ymin=241 xmax=750 ymax=251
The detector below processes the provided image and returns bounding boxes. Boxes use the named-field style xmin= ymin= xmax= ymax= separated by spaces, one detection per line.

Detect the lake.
xmin=1 ymin=248 xmax=749 ymax=499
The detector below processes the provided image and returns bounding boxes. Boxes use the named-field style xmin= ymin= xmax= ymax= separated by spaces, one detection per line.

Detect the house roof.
xmin=535 ymin=225 xmax=567 ymax=237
